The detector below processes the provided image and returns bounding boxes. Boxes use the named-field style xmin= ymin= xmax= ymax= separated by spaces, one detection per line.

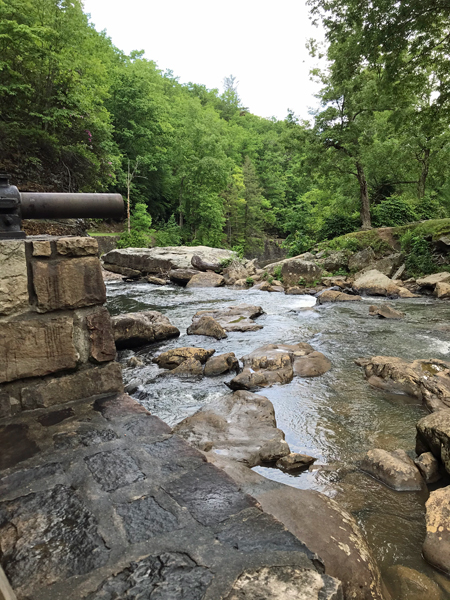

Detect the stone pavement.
xmin=0 ymin=392 xmax=342 ymax=600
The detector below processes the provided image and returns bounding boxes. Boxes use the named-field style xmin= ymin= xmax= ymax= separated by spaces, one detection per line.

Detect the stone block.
xmin=32 ymin=257 xmax=106 ymax=311
xmin=56 ymin=237 xmax=98 ymax=256
xmin=84 ymin=449 xmax=145 ymax=491
xmin=0 ymin=317 xmax=77 ymax=383
xmin=0 ymin=240 xmax=29 ymax=315
xmin=86 ymin=307 xmax=116 ymax=362
xmin=21 ymin=362 xmax=123 ymax=410
xmin=32 ymin=240 xmax=52 ymax=257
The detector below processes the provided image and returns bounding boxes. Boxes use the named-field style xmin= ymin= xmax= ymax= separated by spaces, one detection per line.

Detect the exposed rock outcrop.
xmin=417 ymin=272 xmax=450 ymax=290
xmin=228 ymin=343 xmax=331 ymax=391
xmin=356 ymin=356 xmax=450 ymax=412
xmin=111 ymin=310 xmax=180 ymax=349
xmin=174 ymin=390 xmax=290 ymax=466
xmin=360 ymin=448 xmax=424 ymax=491
xmin=191 ymin=304 xmax=264 ymax=332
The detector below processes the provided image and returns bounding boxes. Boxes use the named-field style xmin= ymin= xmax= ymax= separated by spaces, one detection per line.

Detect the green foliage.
xmin=372 ymin=197 xmax=417 ymax=227
xmin=231 ymin=244 xmax=245 ymax=259
xmin=318 ymin=214 xmax=358 ymax=241
xmin=117 ymin=231 xmax=149 ymax=249
xmin=400 ymin=232 xmax=436 ymax=276
xmin=245 ymin=277 xmax=254 ymax=285
xmin=153 ymin=215 xmax=182 ymax=247
xmin=297 ymin=277 xmax=306 ymax=286
xmin=268 ymin=276 xmax=274 ymax=284
xmin=273 ymin=266 xmax=283 ymax=281
xmin=117 ymin=203 xmax=152 ymax=248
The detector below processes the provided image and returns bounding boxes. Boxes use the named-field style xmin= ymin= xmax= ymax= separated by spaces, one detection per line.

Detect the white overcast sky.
xmin=82 ymin=0 xmax=325 ymax=121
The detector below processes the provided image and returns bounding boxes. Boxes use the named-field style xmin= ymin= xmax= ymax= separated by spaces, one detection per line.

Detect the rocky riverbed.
xmin=107 ymin=277 xmax=450 ymax=598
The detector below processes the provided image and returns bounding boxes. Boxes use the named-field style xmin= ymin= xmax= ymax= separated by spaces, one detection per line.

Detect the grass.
xmin=87 ymin=231 xmax=122 ymax=237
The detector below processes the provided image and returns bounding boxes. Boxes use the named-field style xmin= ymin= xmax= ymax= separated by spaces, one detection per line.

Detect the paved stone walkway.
xmin=0 ymin=393 xmax=342 ymax=600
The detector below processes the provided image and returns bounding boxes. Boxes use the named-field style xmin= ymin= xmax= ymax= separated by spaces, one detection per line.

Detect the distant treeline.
xmin=1 ymin=0 xmax=450 ymax=254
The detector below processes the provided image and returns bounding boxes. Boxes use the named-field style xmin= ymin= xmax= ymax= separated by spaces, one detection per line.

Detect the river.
xmin=107 ymin=280 xmax=450 ymax=592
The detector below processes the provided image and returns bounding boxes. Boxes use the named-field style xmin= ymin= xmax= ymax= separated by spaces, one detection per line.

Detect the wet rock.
xmin=228 ymin=343 xmax=329 ymax=390
xmin=281 ymin=259 xmax=323 ymax=286
xmin=192 ymin=304 xmax=264 ymax=332
xmin=127 ymin=355 xmax=144 ymax=368
xmin=270 ymin=285 xmax=284 ymax=292
xmin=191 ymin=254 xmax=221 ymax=271
xmin=323 ymin=250 xmax=349 ymax=272
xmin=186 ymin=271 xmax=225 ymax=288
xmin=321 ymin=276 xmax=351 ymax=288
xmin=293 ymin=351 xmax=332 ymax=377
xmin=111 ymin=310 xmax=180 ymax=349
xmin=276 ymin=453 xmax=317 ymax=471
xmin=397 ymin=286 xmax=420 ymax=298
xmin=103 ymin=245 xmax=235 ymax=274
xmin=124 ymin=378 xmax=141 ymax=394
xmin=0 ymin=423 xmax=40 ymax=470
xmin=357 ymin=355 xmax=450 ymax=411
xmin=102 ymin=263 xmax=141 ymax=278
xmin=233 ymin=278 xmax=251 ymax=289
xmin=436 ymin=282 xmax=450 ymax=299
xmin=147 ymin=275 xmax=168 ymax=285
xmin=417 ymin=272 xmax=450 ymax=289
xmin=170 ymin=357 xmax=204 ymax=375
xmin=174 ymin=390 xmax=290 ymax=466
xmin=416 ymin=410 xmax=450 ymax=475
xmin=210 ymin=454 xmax=386 ymax=600
xmin=368 ymin=304 xmax=405 ymax=319
xmin=86 ymin=552 xmax=214 ymax=600
xmin=225 ymin=566 xmax=343 ymax=600
xmin=187 ymin=315 xmax=228 ymax=340
xmin=0 ymin=485 xmax=109 ymax=598
xmin=168 ymin=267 xmax=199 ymax=285
xmin=360 ymin=448 xmax=424 ymax=491
xmin=414 ymin=452 xmax=441 ymax=483
xmin=204 ymin=353 xmax=240 ymax=377
xmin=348 ymin=247 xmax=376 ymax=272
xmin=116 ymin=495 xmax=180 ymax=543
xmin=84 ymin=449 xmax=145 ymax=491
xmin=153 ymin=347 xmax=215 ymax=370
xmin=386 ymin=565 xmax=442 ymax=600
xmin=253 ymin=281 xmax=272 ymax=292
xmin=285 ymin=286 xmax=305 ymax=295
xmin=353 ymin=269 xmax=400 ymax=296
xmin=423 ymin=487 xmax=450 ymax=574
xmin=318 ymin=290 xmax=362 ymax=303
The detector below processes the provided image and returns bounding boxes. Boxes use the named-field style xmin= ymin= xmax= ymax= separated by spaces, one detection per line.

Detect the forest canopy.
xmin=1 ymin=0 xmax=450 ymax=254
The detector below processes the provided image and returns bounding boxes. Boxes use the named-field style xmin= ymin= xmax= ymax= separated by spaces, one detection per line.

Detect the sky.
xmin=82 ymin=0 xmax=325 ymax=121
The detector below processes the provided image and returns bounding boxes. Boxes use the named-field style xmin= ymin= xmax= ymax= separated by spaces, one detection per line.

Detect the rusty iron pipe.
xmin=20 ymin=193 xmax=124 ymax=220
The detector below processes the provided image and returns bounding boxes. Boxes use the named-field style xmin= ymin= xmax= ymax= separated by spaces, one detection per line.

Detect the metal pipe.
xmin=21 ymin=193 xmax=124 ymax=220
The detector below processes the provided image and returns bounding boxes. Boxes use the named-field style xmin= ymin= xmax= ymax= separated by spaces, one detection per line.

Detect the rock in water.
xmin=174 ymin=390 xmax=290 ymax=466
xmin=416 ymin=410 xmax=450 ymax=475
xmin=147 ymin=275 xmax=168 ymax=285
xmin=204 ymin=353 xmax=240 ymax=377
xmin=318 ymin=290 xmax=362 ymax=303
xmin=353 ymin=269 xmax=400 ymax=296
xmin=356 ymin=356 xmax=450 ymax=412
xmin=414 ymin=452 xmax=441 ymax=483
xmin=187 ymin=315 xmax=227 ymax=340
xmin=191 ymin=304 xmax=264 ymax=332
xmin=153 ymin=347 xmax=215 ymax=370
xmin=360 ymin=448 xmax=424 ymax=491
xmin=170 ymin=357 xmax=203 ymax=376
xmin=186 ymin=271 xmax=225 ymax=288
xmin=293 ymin=351 xmax=332 ymax=377
xmin=423 ymin=487 xmax=450 ymax=575
xmin=417 ymin=272 xmax=450 ymax=290
xmin=386 ymin=565 xmax=442 ymax=600
xmin=436 ymin=282 xmax=450 ymax=299
xmin=276 ymin=453 xmax=317 ymax=471
xmin=368 ymin=304 xmax=405 ymax=319
xmin=111 ymin=311 xmax=180 ymax=349
xmin=168 ymin=268 xmax=199 ymax=285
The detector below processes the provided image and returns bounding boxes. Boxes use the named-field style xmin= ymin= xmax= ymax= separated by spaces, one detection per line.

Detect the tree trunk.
xmin=356 ymin=161 xmax=371 ymax=230
xmin=178 ymin=177 xmax=184 ymax=227
xmin=418 ymin=148 xmax=430 ymax=199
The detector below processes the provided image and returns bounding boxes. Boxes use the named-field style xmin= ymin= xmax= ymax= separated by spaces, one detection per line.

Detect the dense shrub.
xmin=318 ymin=214 xmax=358 ymax=241
xmin=372 ymin=196 xmax=417 ymax=227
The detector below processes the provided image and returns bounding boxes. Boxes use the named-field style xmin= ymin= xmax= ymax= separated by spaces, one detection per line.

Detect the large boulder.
xmin=416 ymin=410 xmax=450 ymax=475
xmin=222 ymin=259 xmax=257 ymax=285
xmin=318 ymin=290 xmax=362 ymax=303
xmin=360 ymin=448 xmax=424 ymax=491
xmin=168 ymin=268 xmax=199 ymax=285
xmin=209 ymin=454 xmax=387 ymax=600
xmin=228 ymin=343 xmax=331 ymax=391
xmin=370 ymin=253 xmax=404 ymax=278
xmin=174 ymin=390 xmax=290 ymax=466
xmin=170 ymin=357 xmax=204 ymax=376
xmin=323 ymin=250 xmax=350 ymax=272
xmin=281 ymin=259 xmax=323 ymax=286
xmin=436 ymin=282 xmax=450 ymax=299
xmin=417 ymin=272 xmax=450 ymax=289
xmin=348 ymin=247 xmax=376 ymax=272
xmin=414 ymin=452 xmax=441 ymax=484
xmin=423 ymin=487 xmax=450 ymax=574
xmin=111 ymin=311 xmax=180 ymax=349
xmin=204 ymin=353 xmax=240 ymax=377
xmin=191 ymin=254 xmax=221 ymax=272
xmin=153 ymin=347 xmax=215 ymax=370
xmin=103 ymin=246 xmax=236 ymax=275
xmin=357 ymin=356 xmax=450 ymax=412
xmin=187 ymin=315 xmax=227 ymax=340
xmin=186 ymin=271 xmax=225 ymax=288
xmin=191 ymin=304 xmax=264 ymax=332
xmin=353 ymin=270 xmax=400 ymax=296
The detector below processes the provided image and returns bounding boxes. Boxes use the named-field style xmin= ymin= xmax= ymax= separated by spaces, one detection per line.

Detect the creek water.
xmin=107 ymin=281 xmax=450 ymax=593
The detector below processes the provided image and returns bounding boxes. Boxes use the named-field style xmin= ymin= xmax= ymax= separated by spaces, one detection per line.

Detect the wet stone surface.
xmin=0 ymin=393 xmax=338 ymax=600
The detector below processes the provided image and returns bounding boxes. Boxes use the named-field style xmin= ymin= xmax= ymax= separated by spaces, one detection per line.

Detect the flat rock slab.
xmin=192 ymin=304 xmax=265 ymax=332
xmin=112 ymin=310 xmax=180 ymax=349
xmin=357 ymin=355 xmax=450 ymax=412
xmin=174 ymin=390 xmax=290 ymax=467
xmin=228 ymin=343 xmax=331 ymax=390
xmin=0 ymin=393 xmax=338 ymax=599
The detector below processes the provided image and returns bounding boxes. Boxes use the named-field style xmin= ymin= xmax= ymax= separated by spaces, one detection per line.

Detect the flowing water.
xmin=107 ymin=281 xmax=450 ymax=593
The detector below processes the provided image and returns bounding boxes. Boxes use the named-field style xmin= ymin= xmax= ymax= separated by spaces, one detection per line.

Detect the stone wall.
xmin=0 ymin=236 xmax=123 ymax=420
